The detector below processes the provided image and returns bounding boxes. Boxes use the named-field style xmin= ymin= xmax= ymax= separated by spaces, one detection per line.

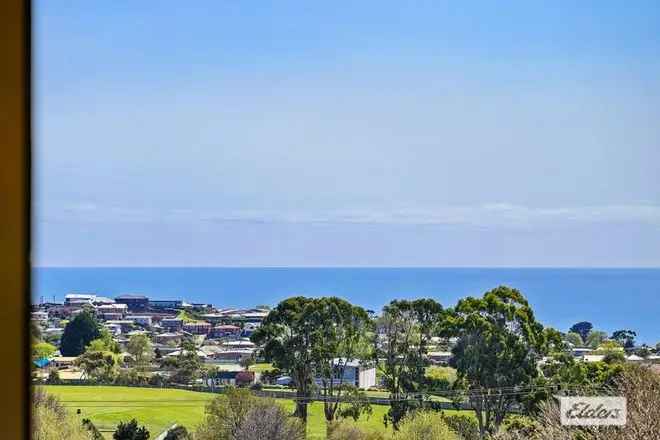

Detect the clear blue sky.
xmin=35 ymin=1 xmax=660 ymax=267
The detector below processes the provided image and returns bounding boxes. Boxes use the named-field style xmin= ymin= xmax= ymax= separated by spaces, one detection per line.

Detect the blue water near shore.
xmin=33 ymin=267 xmax=659 ymax=343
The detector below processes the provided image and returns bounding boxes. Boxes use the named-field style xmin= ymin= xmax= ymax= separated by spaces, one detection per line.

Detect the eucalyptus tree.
xmin=569 ymin=321 xmax=593 ymax=343
xmin=445 ymin=286 xmax=557 ymax=438
xmin=252 ymin=296 xmax=374 ymax=425
xmin=374 ymin=298 xmax=444 ymax=429
xmin=303 ymin=297 xmax=373 ymax=423
xmin=251 ymin=296 xmax=317 ymax=423
xmin=585 ymin=330 xmax=608 ymax=349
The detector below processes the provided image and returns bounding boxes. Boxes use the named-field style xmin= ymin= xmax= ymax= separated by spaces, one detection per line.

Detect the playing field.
xmin=39 ymin=385 xmax=395 ymax=439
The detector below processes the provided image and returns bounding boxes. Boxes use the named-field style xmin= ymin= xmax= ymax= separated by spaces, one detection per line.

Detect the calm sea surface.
xmin=33 ymin=267 xmax=660 ymax=343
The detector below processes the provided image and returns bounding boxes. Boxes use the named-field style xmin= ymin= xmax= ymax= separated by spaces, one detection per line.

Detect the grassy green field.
xmin=248 ymin=362 xmax=275 ymax=373
xmin=40 ymin=385 xmax=468 ymax=439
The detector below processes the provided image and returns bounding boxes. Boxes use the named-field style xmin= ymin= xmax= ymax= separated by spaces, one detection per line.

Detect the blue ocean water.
xmin=33 ymin=267 xmax=659 ymax=344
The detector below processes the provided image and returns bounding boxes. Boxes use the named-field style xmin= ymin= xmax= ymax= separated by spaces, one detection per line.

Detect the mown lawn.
xmin=39 ymin=385 xmax=392 ymax=439
xmin=248 ymin=362 xmax=275 ymax=373
xmin=39 ymin=385 xmax=468 ymax=439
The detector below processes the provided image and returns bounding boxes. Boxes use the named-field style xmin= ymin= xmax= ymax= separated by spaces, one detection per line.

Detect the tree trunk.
xmin=294 ymin=399 xmax=308 ymax=423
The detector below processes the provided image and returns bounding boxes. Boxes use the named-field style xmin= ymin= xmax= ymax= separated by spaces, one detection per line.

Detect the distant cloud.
xmin=38 ymin=202 xmax=660 ymax=229
xmin=198 ymin=204 xmax=660 ymax=228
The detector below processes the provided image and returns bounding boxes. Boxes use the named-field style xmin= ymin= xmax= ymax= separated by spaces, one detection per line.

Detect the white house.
xmin=428 ymin=351 xmax=453 ymax=365
xmin=65 ymin=294 xmax=96 ymax=305
xmin=315 ymin=359 xmax=376 ymax=390
xmin=571 ymin=347 xmax=594 ymax=358
xmin=127 ymin=315 xmax=153 ymax=327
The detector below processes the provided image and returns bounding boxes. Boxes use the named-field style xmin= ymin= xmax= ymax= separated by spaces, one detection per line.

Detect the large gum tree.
xmin=251 ymin=297 xmax=317 ymax=424
xmin=444 ymin=286 xmax=557 ymax=438
xmin=375 ymin=298 xmax=444 ymax=429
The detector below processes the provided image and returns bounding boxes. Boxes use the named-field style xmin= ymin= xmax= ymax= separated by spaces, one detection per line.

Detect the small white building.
xmin=428 ymin=351 xmax=453 ymax=365
xmin=127 ymin=315 xmax=153 ymax=327
xmin=65 ymin=293 xmax=96 ymax=305
xmin=571 ymin=347 xmax=594 ymax=358
xmin=315 ymin=359 xmax=376 ymax=390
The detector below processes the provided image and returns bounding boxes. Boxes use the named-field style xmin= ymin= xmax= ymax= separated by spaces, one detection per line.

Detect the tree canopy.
xmin=375 ymin=298 xmax=444 ymax=429
xmin=60 ymin=311 xmax=101 ymax=356
xmin=127 ymin=333 xmax=154 ymax=370
xmin=446 ymin=286 xmax=558 ymax=437
xmin=569 ymin=321 xmax=593 ymax=342
xmin=611 ymin=329 xmax=637 ymax=349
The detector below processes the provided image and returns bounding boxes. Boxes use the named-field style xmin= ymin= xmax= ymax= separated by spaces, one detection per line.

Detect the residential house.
xmin=222 ymin=340 xmax=255 ymax=349
xmin=314 ymin=359 xmax=377 ymax=390
xmin=161 ymin=318 xmax=184 ymax=332
xmin=154 ymin=332 xmax=183 ymax=345
xmin=211 ymin=325 xmax=242 ymax=338
xmin=65 ymin=294 xmax=96 ymax=306
xmin=149 ymin=300 xmax=183 ymax=309
xmin=206 ymin=370 xmax=255 ymax=387
xmin=115 ymin=294 xmax=149 ymax=312
xmin=182 ymin=321 xmax=212 ymax=335
xmin=127 ymin=315 xmax=153 ymax=327
xmin=106 ymin=320 xmax=136 ymax=333
xmin=208 ymin=349 xmax=255 ymax=364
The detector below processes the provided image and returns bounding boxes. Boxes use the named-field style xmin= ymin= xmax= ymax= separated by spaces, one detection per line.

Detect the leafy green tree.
xmin=585 ymin=330 xmax=607 ymax=349
xmin=251 ymin=297 xmax=317 ymax=423
xmin=171 ymin=339 xmax=202 ymax=384
xmin=611 ymin=329 xmax=637 ymax=349
xmin=196 ymin=388 xmax=255 ymax=439
xmin=595 ymin=339 xmax=624 ymax=354
xmin=539 ymin=352 xmax=624 ymax=398
xmin=445 ymin=286 xmax=557 ymax=438
xmin=98 ymin=327 xmax=121 ymax=353
xmin=234 ymin=404 xmax=305 ymax=440
xmin=564 ymin=332 xmax=583 ymax=347
xmin=127 ymin=334 xmax=154 ymax=371
xmin=113 ymin=419 xmax=150 ymax=440
xmin=569 ymin=321 xmax=593 ymax=343
xmin=32 ymin=341 xmax=57 ymax=360
xmin=87 ymin=338 xmax=111 ymax=353
xmin=425 ymin=366 xmax=456 ymax=392
xmin=375 ymin=298 xmax=444 ymax=429
xmin=77 ymin=350 xmax=119 ymax=382
xmin=60 ymin=311 xmax=101 ymax=356
xmin=602 ymin=350 xmax=626 ymax=364
xmin=305 ymin=297 xmax=373 ymax=423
